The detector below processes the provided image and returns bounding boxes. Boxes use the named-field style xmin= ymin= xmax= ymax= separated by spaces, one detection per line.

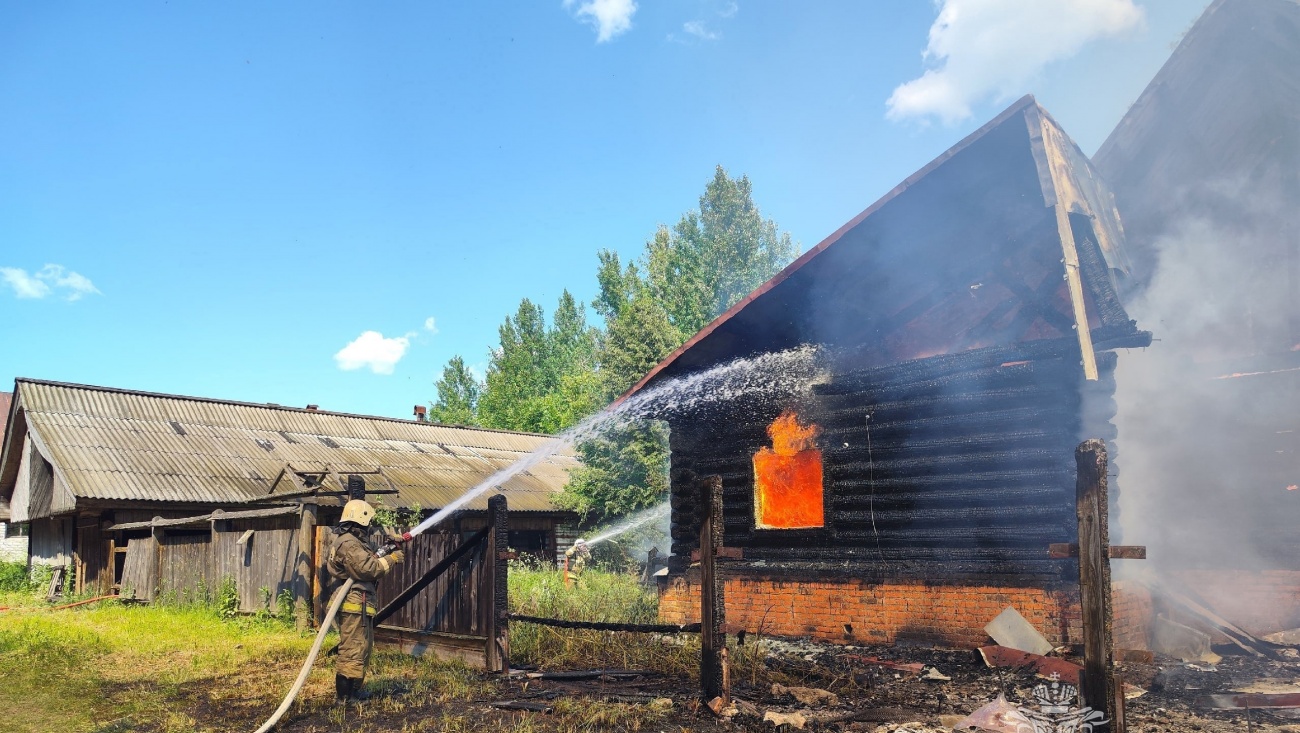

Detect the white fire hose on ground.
xmin=252 ymin=577 xmax=354 ymax=733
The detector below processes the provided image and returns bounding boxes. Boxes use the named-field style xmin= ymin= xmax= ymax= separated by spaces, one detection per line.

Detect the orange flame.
xmin=767 ymin=410 xmax=820 ymax=456
xmin=754 ymin=410 xmax=824 ymax=529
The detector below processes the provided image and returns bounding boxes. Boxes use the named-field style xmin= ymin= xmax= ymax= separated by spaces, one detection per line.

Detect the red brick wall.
xmin=660 ymin=572 xmax=1158 ymax=649
xmin=1112 ymin=579 xmax=1153 ymax=650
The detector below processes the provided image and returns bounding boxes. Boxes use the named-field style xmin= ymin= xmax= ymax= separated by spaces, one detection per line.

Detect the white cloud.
xmin=564 ymin=0 xmax=637 ymax=42
xmin=334 ymin=331 xmax=411 ymax=375
xmin=1 ymin=268 xmax=51 ymax=298
xmin=424 ymin=316 xmax=439 ymax=334
xmin=718 ymin=2 xmax=738 ymax=19
xmin=886 ymin=0 xmax=1144 ymax=124
xmin=683 ymin=20 xmax=720 ymax=41
xmin=0 ymin=264 xmax=101 ymax=301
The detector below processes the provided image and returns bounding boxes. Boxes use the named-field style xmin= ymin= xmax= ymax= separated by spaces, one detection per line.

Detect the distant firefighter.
xmin=564 ymin=538 xmax=591 ymax=587
xmin=327 ymin=499 xmax=405 ymax=703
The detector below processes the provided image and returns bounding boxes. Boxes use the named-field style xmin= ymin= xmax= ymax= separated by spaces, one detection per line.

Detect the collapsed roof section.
xmin=621 ymin=96 xmax=1142 ymax=400
xmin=0 ymin=379 xmax=578 ymax=521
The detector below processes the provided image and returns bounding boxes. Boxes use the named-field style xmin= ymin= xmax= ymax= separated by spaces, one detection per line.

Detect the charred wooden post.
xmin=488 ymin=493 xmax=510 ymax=674
xmin=294 ymin=504 xmax=316 ymax=629
xmin=1076 ymin=439 xmax=1123 ymax=731
xmin=699 ymin=474 xmax=727 ymax=702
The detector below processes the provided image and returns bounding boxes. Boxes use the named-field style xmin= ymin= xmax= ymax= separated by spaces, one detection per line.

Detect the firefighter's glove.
xmin=387 ymin=549 xmax=406 ymax=565
xmin=383 ymin=527 xmax=405 ymax=544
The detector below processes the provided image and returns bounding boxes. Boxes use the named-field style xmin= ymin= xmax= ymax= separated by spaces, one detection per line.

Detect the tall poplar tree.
xmin=428 ymin=356 xmax=481 ymax=426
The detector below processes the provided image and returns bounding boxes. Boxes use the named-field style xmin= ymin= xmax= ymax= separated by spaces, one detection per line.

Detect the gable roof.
xmin=619 ymin=97 xmax=1139 ymax=402
xmin=0 ymin=379 xmax=577 ymax=518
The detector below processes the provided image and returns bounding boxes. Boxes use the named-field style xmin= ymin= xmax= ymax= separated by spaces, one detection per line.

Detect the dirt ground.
xmin=95 ymin=637 xmax=1300 ymax=732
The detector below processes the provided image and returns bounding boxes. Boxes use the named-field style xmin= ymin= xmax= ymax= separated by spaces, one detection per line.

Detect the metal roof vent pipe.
xmin=413 ymin=405 xmax=428 ymax=422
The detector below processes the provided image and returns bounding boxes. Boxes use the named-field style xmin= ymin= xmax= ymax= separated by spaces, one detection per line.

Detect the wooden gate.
xmin=363 ymin=495 xmax=510 ymax=671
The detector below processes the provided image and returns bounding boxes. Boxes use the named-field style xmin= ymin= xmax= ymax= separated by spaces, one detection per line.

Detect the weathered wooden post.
xmin=487 ymin=493 xmax=510 ymax=674
xmin=1076 ymin=439 xmax=1124 ymax=732
xmin=294 ymin=503 xmax=317 ymax=629
xmin=699 ymin=474 xmax=726 ymax=703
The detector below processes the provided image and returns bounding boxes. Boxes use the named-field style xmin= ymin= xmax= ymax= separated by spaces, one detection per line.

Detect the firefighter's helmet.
xmin=340 ymin=499 xmax=376 ymax=527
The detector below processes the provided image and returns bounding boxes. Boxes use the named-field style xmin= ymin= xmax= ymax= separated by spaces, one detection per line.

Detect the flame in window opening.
xmin=753 ymin=410 xmax=824 ymax=529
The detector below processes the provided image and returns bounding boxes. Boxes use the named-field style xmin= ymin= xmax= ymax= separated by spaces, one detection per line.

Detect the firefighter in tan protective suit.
xmin=564 ymin=538 xmax=591 ymax=587
xmin=326 ymin=499 xmax=405 ymax=703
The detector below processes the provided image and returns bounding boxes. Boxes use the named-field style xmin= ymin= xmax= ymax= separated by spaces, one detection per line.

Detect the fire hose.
xmin=252 ymin=535 xmax=407 ymax=733
xmin=251 ymin=577 xmax=353 ymax=733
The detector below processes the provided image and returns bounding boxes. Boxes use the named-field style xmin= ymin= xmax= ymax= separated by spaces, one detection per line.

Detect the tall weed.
xmin=0 ymin=560 xmax=32 ymax=592
xmin=507 ymin=559 xmax=694 ymax=676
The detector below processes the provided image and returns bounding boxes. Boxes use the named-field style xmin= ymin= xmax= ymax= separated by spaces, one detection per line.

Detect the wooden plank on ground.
xmin=1201 ymin=693 xmax=1300 ymax=709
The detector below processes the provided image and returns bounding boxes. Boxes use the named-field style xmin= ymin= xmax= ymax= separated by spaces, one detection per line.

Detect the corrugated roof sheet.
xmin=10 ymin=380 xmax=578 ymax=513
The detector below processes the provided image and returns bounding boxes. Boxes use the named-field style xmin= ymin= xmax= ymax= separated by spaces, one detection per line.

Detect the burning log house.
xmin=636 ymin=96 xmax=1157 ymax=649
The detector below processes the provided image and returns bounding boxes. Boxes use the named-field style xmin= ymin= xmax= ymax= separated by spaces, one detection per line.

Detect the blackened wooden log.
xmin=699 ymin=474 xmax=726 ymax=702
xmin=488 ymin=493 xmax=510 ymax=674
xmin=491 ymin=700 xmax=553 ymax=713
xmin=1076 ymin=440 xmax=1122 ymax=732
xmin=508 ymin=613 xmax=701 ymax=633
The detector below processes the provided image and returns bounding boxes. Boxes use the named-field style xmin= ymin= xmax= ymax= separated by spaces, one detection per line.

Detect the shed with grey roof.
xmin=0 ymin=378 xmax=580 ymax=606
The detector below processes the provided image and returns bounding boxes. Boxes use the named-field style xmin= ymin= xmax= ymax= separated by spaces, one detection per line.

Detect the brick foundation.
xmin=659 ymin=572 xmax=1158 ymax=649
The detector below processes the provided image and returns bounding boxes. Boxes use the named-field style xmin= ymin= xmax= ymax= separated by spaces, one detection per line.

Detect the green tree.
xmin=598 ymin=291 xmax=682 ymax=400
xmin=645 ymin=166 xmax=798 ymax=335
xmin=554 ymin=421 xmax=671 ymax=520
xmin=559 ymin=166 xmax=799 ymax=523
xmin=429 ymin=356 xmax=481 ymax=426
xmin=476 ymin=291 xmax=601 ymax=434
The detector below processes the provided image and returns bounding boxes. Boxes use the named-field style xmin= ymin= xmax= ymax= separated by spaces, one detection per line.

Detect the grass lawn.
xmin=0 ymin=565 xmax=703 ymax=733
xmin=0 ymin=590 xmax=321 ymax=732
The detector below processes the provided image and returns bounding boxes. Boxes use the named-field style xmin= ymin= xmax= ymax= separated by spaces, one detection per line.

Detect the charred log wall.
xmin=669 ymin=338 xmax=1119 ymax=582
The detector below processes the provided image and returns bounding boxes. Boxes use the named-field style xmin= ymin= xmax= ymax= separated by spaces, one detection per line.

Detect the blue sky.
xmin=0 ymin=1 xmax=1206 ymax=419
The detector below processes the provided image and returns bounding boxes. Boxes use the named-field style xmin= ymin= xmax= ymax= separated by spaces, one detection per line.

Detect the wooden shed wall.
xmin=75 ymin=523 xmax=113 ymax=595
xmin=115 ymin=512 xmax=303 ymax=612
xmin=29 ymin=516 xmax=73 ymax=567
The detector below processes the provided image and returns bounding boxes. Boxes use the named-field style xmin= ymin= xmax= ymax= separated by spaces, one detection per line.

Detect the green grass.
xmin=507 ymin=561 xmax=697 ymax=677
xmin=0 ymin=563 xmax=732 ymax=731
xmin=0 ymin=560 xmax=36 ymax=592
xmin=0 ymin=589 xmax=317 ymax=732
